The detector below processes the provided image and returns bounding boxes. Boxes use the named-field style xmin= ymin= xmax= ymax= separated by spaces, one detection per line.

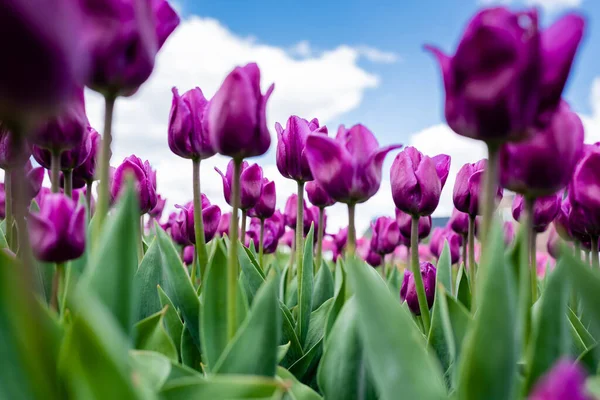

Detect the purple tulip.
xmin=216 ymin=160 xmax=263 ymax=211
xmin=449 ymin=208 xmax=469 ymax=236
xmin=268 ymin=210 xmax=286 ymax=239
xmin=370 ymin=216 xmax=400 ymax=255
xmin=504 ymin=221 xmax=516 ymax=246
xmin=32 ymin=88 xmax=89 ymax=153
xmin=500 ymin=103 xmax=584 ymax=198
xmin=275 ymin=116 xmax=328 ymax=182
xmin=426 ymin=8 xmax=585 ymax=143
xmin=281 ymin=229 xmax=294 ymax=248
xmin=0 ymin=124 xmax=31 ymax=170
xmin=306 ymin=205 xmax=325 ymax=238
xmin=365 ymin=248 xmax=383 ymax=267
xmin=168 ymin=87 xmax=215 ymax=160
xmin=400 ymin=262 xmax=436 ymax=316
xmin=529 ymin=359 xmax=589 ymax=400
xmin=0 ymin=0 xmax=90 ymax=124
xmin=391 ymin=147 xmax=450 ymax=216
xmin=149 ymin=195 xmax=166 ymax=219
xmin=217 ymin=212 xmax=232 ymax=237
xmin=571 ymin=144 xmax=600 ymax=237
xmin=248 ymin=178 xmax=276 ymax=220
xmin=183 ymin=245 xmax=194 ymax=266
xmin=306 ymin=180 xmax=335 ymax=208
xmin=454 ymin=159 xmax=503 ymax=217
xmin=245 ymin=218 xmax=280 ymax=254
xmin=284 ymin=193 xmax=309 ymax=230
xmin=23 ymin=161 xmax=44 ymax=201
xmin=173 ymin=196 xmax=221 ymax=245
xmin=33 ymin=126 xmax=92 ymax=171
xmin=110 ymin=155 xmax=157 ymax=214
xmin=83 ymin=0 xmax=180 ymax=97
xmin=170 ymin=211 xmax=188 ymax=246
xmin=207 ymin=63 xmax=274 ymax=160
xmin=332 ymin=227 xmax=348 ymax=261
xmin=396 ymin=209 xmax=432 ymax=241
xmin=430 ymin=227 xmax=462 ymax=264
xmin=28 ymin=193 xmax=85 ymax=263
xmin=513 ymin=194 xmax=561 ymax=233
xmin=71 ymin=128 xmax=100 ymax=184
xmin=72 ymin=186 xmax=95 ymax=213
xmin=305 ymin=124 xmax=402 ymax=204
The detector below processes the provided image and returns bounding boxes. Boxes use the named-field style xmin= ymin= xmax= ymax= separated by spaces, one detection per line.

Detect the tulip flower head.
xmin=33 ymin=126 xmax=92 ymax=171
xmin=449 ymin=208 xmax=469 ymax=237
xmin=306 ymin=180 xmax=335 ymax=208
xmin=396 ymin=209 xmax=432 ymax=241
xmin=529 ymin=359 xmax=589 ymax=400
xmin=149 ymin=195 xmax=167 ymax=219
xmin=245 ymin=218 xmax=280 ymax=254
xmin=248 ymin=178 xmax=276 ymax=220
xmin=173 ymin=196 xmax=221 ymax=245
xmin=216 ymin=160 xmax=263 ymax=210
xmin=400 ymin=262 xmax=436 ymax=315
xmin=430 ymin=227 xmax=463 ymax=264
xmin=0 ymin=124 xmax=31 ymax=170
xmin=216 ymin=212 xmax=232 ymax=237
xmin=454 ymin=159 xmax=503 ymax=217
xmin=110 ymin=155 xmax=158 ymax=214
xmin=370 ymin=216 xmax=401 ymax=255
xmin=570 ymin=144 xmax=600 ymax=238
xmin=183 ymin=245 xmax=195 ymax=266
xmin=512 ymin=194 xmax=561 ymax=233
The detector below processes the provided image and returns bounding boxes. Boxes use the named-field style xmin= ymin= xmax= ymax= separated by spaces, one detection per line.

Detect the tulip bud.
xmin=72 ymin=128 xmax=100 ymax=184
xmin=529 ymin=359 xmax=589 ymax=400
xmin=391 ymin=147 xmax=450 ymax=216
xmin=454 ymin=159 xmax=503 ymax=217
xmin=306 ymin=124 xmax=401 ymax=204
xmin=168 ymin=87 xmax=215 ymax=160
xmin=276 ymin=116 xmax=327 ymax=182
xmin=23 ymin=161 xmax=44 ymax=201
xmin=370 ymin=216 xmax=400 ymax=255
xmin=0 ymin=124 xmax=31 ymax=170
xmin=430 ymin=227 xmax=462 ymax=264
xmin=207 ymin=63 xmax=274 ymax=160
xmin=111 ymin=155 xmax=158 ymax=214
xmin=216 ymin=160 xmax=263 ymax=211
xmin=512 ymin=194 xmax=560 ymax=233
xmin=72 ymin=187 xmax=95 ymax=214
xmin=245 ymin=218 xmax=280 ymax=254
xmin=365 ymin=249 xmax=383 ymax=267
xmin=149 ymin=195 xmax=167 ymax=219
xmin=284 ymin=193 xmax=309 ymax=230
xmin=448 ymin=208 xmax=469 ymax=236
xmin=174 ymin=196 xmax=221 ymax=245
xmin=248 ymin=178 xmax=276 ymax=220
xmin=426 ymin=8 xmax=585 ymax=144
xmin=400 ymin=262 xmax=436 ymax=315
xmin=183 ymin=245 xmax=194 ymax=266
xmin=395 ymin=209 xmax=432 ymax=241
xmin=571 ymin=144 xmax=600 ymax=237
xmin=306 ymin=180 xmax=335 ymax=208
xmin=28 ymin=193 xmax=85 ymax=262
xmin=33 ymin=126 xmax=92 ymax=171
xmin=217 ymin=212 xmax=232 ymax=237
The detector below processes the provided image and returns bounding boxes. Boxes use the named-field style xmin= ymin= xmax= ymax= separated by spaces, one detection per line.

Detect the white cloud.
xmin=289 ymin=41 xmax=399 ymax=64
xmin=478 ymin=0 xmax=582 ymax=12
xmin=580 ymin=77 xmax=600 ymax=143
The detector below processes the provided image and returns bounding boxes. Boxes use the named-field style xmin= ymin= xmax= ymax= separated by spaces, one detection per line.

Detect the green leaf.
xmin=305 ymin=298 xmax=334 ymax=351
xmin=285 ymin=277 xmax=298 ymax=308
xmin=167 ymin=360 xmax=201 ymax=382
xmin=524 ymin=260 xmax=570 ymax=394
xmin=427 ymin=286 xmax=455 ymax=384
xmin=318 ymin=297 xmax=378 ymax=400
xmin=82 ymin=183 xmax=140 ymax=338
xmin=437 ymin=241 xmax=453 ymax=295
xmin=214 ymin=276 xmax=280 ymax=377
xmin=297 ymin=227 xmax=314 ymax=345
xmin=456 ymin=221 xmax=517 ymax=400
xmin=157 ymin=286 xmax=184 ymax=358
xmin=238 ymin=243 xmax=266 ymax=305
xmin=325 ymin=264 xmax=346 ymax=341
xmin=312 ymin=260 xmax=333 ymax=311
xmin=200 ymin=239 xmax=229 ymax=371
xmin=278 ymin=342 xmax=291 ymax=363
xmin=155 ymin=223 xmax=201 ymax=351
xmin=159 ymin=376 xmax=281 ymax=399
xmin=180 ymin=322 xmax=202 ymax=371
xmin=280 ymin=301 xmax=304 ymax=369
xmin=567 ymin=308 xmax=596 ymax=349
xmin=347 ymin=256 xmax=447 ymax=400
xmin=456 ymin=264 xmax=471 ymax=309
xmin=387 ymin=266 xmax=401 ymax=295
xmin=134 ymin=307 xmax=178 ymax=362
xmin=277 ymin=367 xmax=322 ymax=400
xmin=134 ymin=239 xmax=164 ymax=322
xmin=564 ymin=249 xmax=600 ymax=341
xmin=130 ymin=350 xmax=172 ymax=392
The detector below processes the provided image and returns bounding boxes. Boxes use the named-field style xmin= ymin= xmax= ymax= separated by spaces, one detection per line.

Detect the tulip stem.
xmin=315 ymin=207 xmax=324 ymax=273
xmin=85 ymin=182 xmax=93 ymax=216
xmin=481 ymin=144 xmax=499 ymax=248
xmin=585 ymin=250 xmax=590 ymax=266
xmin=287 ymin=236 xmax=295 ymax=287
xmin=5 ymin=171 xmax=13 ymax=249
xmin=296 ymin=181 xmax=305 ymax=337
xmin=524 ymin=198 xmax=537 ymax=304
xmin=50 ymin=263 xmax=65 ymax=313
xmin=347 ymin=203 xmax=356 ymax=256
xmin=227 ymin=159 xmax=242 ymax=340
xmin=240 ymin=210 xmax=247 ymax=243
xmin=591 ymin=237 xmax=599 ymax=269
xmin=259 ymin=219 xmax=265 ymax=270
xmin=411 ymin=215 xmax=430 ymax=333
xmin=50 ymin=151 xmax=61 ymax=194
xmin=93 ymin=94 xmax=116 ymax=250
xmin=192 ymin=159 xmax=208 ymax=282
xmin=137 ymin=216 xmax=144 ymax=264
xmin=64 ymin=169 xmax=73 ymax=198
xmin=468 ymin=215 xmax=476 ymax=309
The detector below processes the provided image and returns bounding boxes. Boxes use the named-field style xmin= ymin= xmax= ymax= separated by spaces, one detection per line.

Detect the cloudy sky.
xmin=84 ymin=0 xmax=600 ymax=234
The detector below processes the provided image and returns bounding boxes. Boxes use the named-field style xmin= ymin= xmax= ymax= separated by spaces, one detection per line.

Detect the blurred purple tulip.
xmin=284 ymin=193 xmax=309 ymax=230
xmin=216 ymin=159 xmax=263 ymax=210
xmin=173 ymin=195 xmax=221 ymax=245
xmin=267 ymin=209 xmax=286 ymax=239
xmin=248 ymin=178 xmax=276 ymax=220
xmin=33 ymin=126 xmax=92 ymax=171
xmin=529 ymin=359 xmax=589 ymax=400
xmin=400 ymin=262 xmax=436 ymax=315
xmin=449 ymin=208 xmax=469 ymax=237
xmin=0 ymin=124 xmax=31 ymax=170
xmin=426 ymin=8 xmax=585 ymax=143
xmin=391 ymin=147 xmax=450 ymax=216
xmin=110 ymin=155 xmax=157 ymax=214
xmin=72 ymin=186 xmax=95 ymax=213
xmin=306 ymin=180 xmax=335 ymax=208
xmin=513 ymin=194 xmax=560 ymax=233
xmin=370 ymin=216 xmax=400 ymax=255
xmin=571 ymin=144 xmax=600 ymax=237
xmin=430 ymin=227 xmax=462 ymax=264
xmin=207 ymin=63 xmax=273 ymax=160
xmin=217 ymin=212 xmax=232 ymax=237
xmin=504 ymin=221 xmax=516 ymax=246
xmin=149 ymin=195 xmax=166 ymax=219
xmin=23 ymin=161 xmax=44 ymax=201
xmin=305 ymin=124 xmax=401 ymax=204
xmin=28 ymin=193 xmax=85 ymax=262
xmin=183 ymin=245 xmax=194 ymax=266
xmin=454 ymin=159 xmax=503 ymax=217
xmin=365 ymin=248 xmax=383 ymax=267
xmin=246 ymin=218 xmax=280 ymax=254
xmin=332 ymin=227 xmax=348 ymax=261
xmin=396 ymin=209 xmax=432 ymax=241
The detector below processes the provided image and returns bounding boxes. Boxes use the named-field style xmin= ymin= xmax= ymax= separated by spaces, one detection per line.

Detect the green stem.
xmin=240 ymin=210 xmax=247 ymax=243
xmin=64 ymin=169 xmax=73 ymax=198
xmin=259 ymin=218 xmax=265 ymax=270
xmin=227 ymin=159 xmax=242 ymax=340
xmin=591 ymin=237 xmax=599 ymax=269
xmin=5 ymin=171 xmax=13 ymax=249
xmin=93 ymin=94 xmax=116 ymax=249
xmin=315 ymin=207 xmax=324 ymax=273
xmin=85 ymin=182 xmax=92 ymax=216
xmin=411 ymin=215 xmax=430 ymax=332
xmin=50 ymin=263 xmax=65 ymax=313
xmin=347 ymin=203 xmax=356 ymax=256
xmin=192 ymin=158 xmax=208 ymax=282
xmin=468 ymin=216 xmax=476 ymax=308
xmin=287 ymin=235 xmax=295 ymax=288
xmin=461 ymin=233 xmax=467 ymax=267
xmin=138 ymin=216 xmax=144 ymax=263
xmin=572 ymin=242 xmax=581 ymax=312
xmin=586 ymin=251 xmax=591 ymax=266
xmin=480 ymin=143 xmax=500 ymax=248
xmin=50 ymin=151 xmax=61 ymax=193
xmin=525 ymin=198 xmax=537 ymax=303
xmin=296 ymin=181 xmax=305 ymax=324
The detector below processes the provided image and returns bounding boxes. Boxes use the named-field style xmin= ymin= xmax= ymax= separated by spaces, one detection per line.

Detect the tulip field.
xmin=4 ymin=2 xmax=600 ymax=400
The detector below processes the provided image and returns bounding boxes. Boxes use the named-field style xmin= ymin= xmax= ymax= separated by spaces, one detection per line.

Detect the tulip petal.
xmin=431 ymin=154 xmax=451 ymax=188
xmin=239 ymin=163 xmax=263 ymax=210
xmin=305 ymin=134 xmax=353 ymax=203
xmin=215 ymin=167 xmax=231 ymax=206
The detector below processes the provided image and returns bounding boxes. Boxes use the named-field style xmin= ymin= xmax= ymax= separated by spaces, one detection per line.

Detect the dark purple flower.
xmin=571 ymin=144 xmax=600 ymax=238
xmin=306 ymin=180 xmax=335 ymax=208
xmin=305 ymin=124 xmax=401 ymax=204
xmin=267 ymin=209 xmax=286 ymax=239
xmin=72 ymin=186 xmax=95 ymax=213
xmin=206 ymin=63 xmax=274 ymax=160
xmin=245 ymin=218 xmax=280 ymax=254
xmin=284 ymin=193 xmax=309 ymax=230
xmin=395 ymin=209 xmax=432 ymax=241
xmin=370 ymin=216 xmax=400 ymax=255
xmin=217 ymin=212 xmax=232 ymax=237
xmin=426 ymin=8 xmax=585 ymax=144
xmin=0 ymin=123 xmax=31 ymax=170
xmin=215 ymin=160 xmax=263 ymax=211
xmin=149 ymin=195 xmax=166 ymax=219
xmin=513 ymin=194 xmax=561 ymax=233
xmin=33 ymin=125 xmax=92 ymax=171
xmin=276 ymin=116 xmax=327 ymax=182
xmin=454 ymin=159 xmax=503 ymax=217
xmin=400 ymin=262 xmax=436 ymax=316
xmin=28 ymin=193 xmax=85 ymax=263
xmin=248 ymin=178 xmax=276 ymax=220
xmin=500 ymin=102 xmax=584 ymax=197
xmin=430 ymin=227 xmax=462 ymax=264
xmin=391 ymin=147 xmax=450 ymax=216
xmin=529 ymin=359 xmax=590 ymax=400
xmin=83 ymin=0 xmax=180 ymax=97
xmin=110 ymin=155 xmax=157 ymax=214
xmin=365 ymin=248 xmax=383 ymax=267
xmin=72 ymin=127 xmax=100 ymax=184
xmin=0 ymin=183 xmax=5 ymax=218
xmin=168 ymin=87 xmax=215 ymax=160
xmin=23 ymin=161 xmax=44 ymax=201
xmin=332 ymin=227 xmax=348 ymax=261
xmin=306 ymin=205 xmax=324 ymax=237
xmin=183 ymin=245 xmax=194 ymax=266
xmin=173 ymin=196 xmax=221 ymax=245
xmin=449 ymin=208 xmax=469 ymax=236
